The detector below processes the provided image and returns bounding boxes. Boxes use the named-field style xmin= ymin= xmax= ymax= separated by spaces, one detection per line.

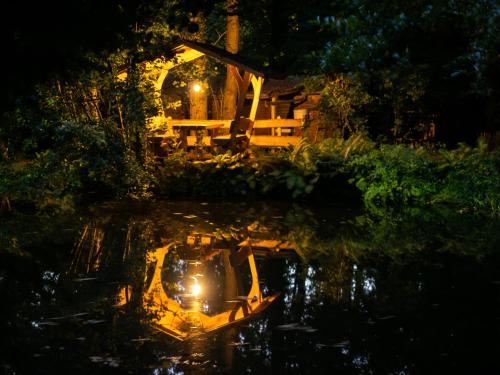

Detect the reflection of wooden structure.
xmin=140 ymin=244 xmax=278 ymax=341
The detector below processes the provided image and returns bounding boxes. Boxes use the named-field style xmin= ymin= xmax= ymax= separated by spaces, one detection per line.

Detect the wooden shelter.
xmin=119 ymin=39 xmax=313 ymax=152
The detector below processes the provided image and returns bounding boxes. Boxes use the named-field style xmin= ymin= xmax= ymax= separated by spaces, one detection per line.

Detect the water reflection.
xmin=73 ymin=218 xmax=300 ymax=341
xmin=124 ymin=240 xmax=290 ymax=341
xmin=2 ymin=201 xmax=500 ymax=373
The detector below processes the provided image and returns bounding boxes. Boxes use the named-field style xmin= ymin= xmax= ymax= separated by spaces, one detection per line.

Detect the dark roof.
xmin=244 ymin=76 xmax=306 ymax=99
xmin=173 ymin=39 xmax=282 ymax=79
xmin=260 ymin=76 xmax=306 ymax=96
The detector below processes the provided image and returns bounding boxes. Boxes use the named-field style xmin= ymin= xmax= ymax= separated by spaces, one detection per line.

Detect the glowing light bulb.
xmin=191 ymin=283 xmax=201 ymax=296
xmin=192 ymin=83 xmax=202 ymax=93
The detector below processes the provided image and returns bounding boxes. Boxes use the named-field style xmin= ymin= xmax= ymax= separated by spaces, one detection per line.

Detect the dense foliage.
xmin=151 ymin=135 xmax=500 ymax=216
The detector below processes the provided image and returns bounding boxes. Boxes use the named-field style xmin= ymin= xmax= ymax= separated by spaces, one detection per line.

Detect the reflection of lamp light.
xmin=192 ymin=83 xmax=202 ymax=93
xmin=191 ymin=283 xmax=201 ymax=296
xmin=190 ymin=276 xmax=202 ymax=296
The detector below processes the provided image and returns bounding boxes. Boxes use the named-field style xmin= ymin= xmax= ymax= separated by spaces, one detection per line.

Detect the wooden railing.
xmin=148 ymin=118 xmax=306 ymax=150
xmin=251 ymin=119 xmax=303 ymax=147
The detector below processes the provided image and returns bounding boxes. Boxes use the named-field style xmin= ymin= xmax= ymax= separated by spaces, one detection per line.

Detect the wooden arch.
xmin=118 ymin=39 xmax=266 ymax=123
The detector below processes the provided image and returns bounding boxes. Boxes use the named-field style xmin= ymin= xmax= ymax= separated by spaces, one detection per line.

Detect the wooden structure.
xmin=138 ymin=40 xmax=264 ymax=149
xmin=120 ymin=39 xmax=313 ymax=152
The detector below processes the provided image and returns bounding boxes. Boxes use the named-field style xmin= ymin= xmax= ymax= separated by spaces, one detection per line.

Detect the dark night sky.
xmin=2 ymin=0 xmax=139 ymax=103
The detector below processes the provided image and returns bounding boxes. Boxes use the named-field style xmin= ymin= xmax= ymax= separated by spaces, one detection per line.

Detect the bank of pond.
xmin=1 ymin=136 xmax=500 ymax=218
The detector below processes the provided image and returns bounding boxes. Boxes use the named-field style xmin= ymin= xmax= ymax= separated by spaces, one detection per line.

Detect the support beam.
xmin=271 ymin=95 xmax=277 ymax=119
xmin=234 ymin=71 xmax=252 ymax=120
xmin=249 ymin=76 xmax=263 ymax=121
xmin=228 ymin=65 xmax=243 ymax=89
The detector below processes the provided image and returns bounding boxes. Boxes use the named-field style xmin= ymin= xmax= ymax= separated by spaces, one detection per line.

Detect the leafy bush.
xmin=344 ymin=137 xmax=500 ymax=215
xmin=435 ymin=141 xmax=500 ymax=213
xmin=347 ymin=145 xmax=439 ymax=206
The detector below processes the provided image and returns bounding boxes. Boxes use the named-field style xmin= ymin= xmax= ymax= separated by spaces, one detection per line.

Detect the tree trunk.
xmin=189 ymin=69 xmax=208 ymax=119
xmin=222 ymin=0 xmax=239 ymax=120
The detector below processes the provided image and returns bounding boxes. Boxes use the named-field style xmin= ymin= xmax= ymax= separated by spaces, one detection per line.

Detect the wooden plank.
xmin=169 ymin=123 xmax=224 ymax=130
xmin=186 ymin=136 xmax=212 ymax=147
xmin=166 ymin=119 xmax=232 ymax=127
xmin=177 ymin=40 xmax=266 ymax=78
xmin=235 ymin=71 xmax=252 ymax=120
xmin=239 ymin=239 xmax=296 ymax=249
xmin=254 ymin=119 xmax=303 ymax=128
xmin=249 ymin=76 xmax=263 ymax=121
xmin=250 ymin=136 xmax=301 ymax=147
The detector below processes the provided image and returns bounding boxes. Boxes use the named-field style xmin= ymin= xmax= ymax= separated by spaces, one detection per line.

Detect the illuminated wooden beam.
xmin=249 ymin=76 xmax=263 ymax=121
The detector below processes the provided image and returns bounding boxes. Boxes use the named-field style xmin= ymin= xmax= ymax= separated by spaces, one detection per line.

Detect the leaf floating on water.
xmin=89 ymin=356 xmax=120 ymax=367
xmin=36 ymin=321 xmax=60 ymax=326
xmin=332 ymin=340 xmax=350 ymax=348
xmin=106 ymin=359 xmax=120 ymax=368
xmin=47 ymin=316 xmax=67 ymax=320
xmin=165 ymin=356 xmax=182 ymax=364
xmin=184 ymin=215 xmax=198 ymax=219
xmin=316 ymin=340 xmax=350 ymax=349
xmin=84 ymin=319 xmax=106 ymax=324
xmin=228 ymin=342 xmax=250 ymax=346
xmin=71 ymin=312 xmax=89 ymax=318
xmin=304 ymin=327 xmax=318 ymax=333
xmin=275 ymin=323 xmax=317 ymax=332
xmin=275 ymin=323 xmax=300 ymax=330
xmin=377 ymin=315 xmax=396 ymax=320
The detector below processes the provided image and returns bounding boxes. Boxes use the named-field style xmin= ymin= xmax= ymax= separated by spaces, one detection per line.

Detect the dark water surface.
xmin=1 ymin=200 xmax=500 ymax=374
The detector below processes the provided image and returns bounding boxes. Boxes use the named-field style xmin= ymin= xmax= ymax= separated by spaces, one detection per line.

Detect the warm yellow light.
xmin=191 ymin=283 xmax=201 ymax=296
xmin=192 ymin=83 xmax=202 ymax=93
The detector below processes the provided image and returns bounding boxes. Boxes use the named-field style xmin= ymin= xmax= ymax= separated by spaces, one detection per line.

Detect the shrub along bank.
xmin=153 ymin=134 xmax=500 ymax=216
xmin=1 ymin=134 xmax=499 ymax=217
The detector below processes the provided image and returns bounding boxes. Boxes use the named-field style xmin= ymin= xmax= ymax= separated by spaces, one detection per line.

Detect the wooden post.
xmin=234 ymin=71 xmax=252 ymax=120
xmin=271 ymin=95 xmax=277 ymax=119
xmin=249 ymin=76 xmax=263 ymax=121
xmin=155 ymin=68 xmax=169 ymax=117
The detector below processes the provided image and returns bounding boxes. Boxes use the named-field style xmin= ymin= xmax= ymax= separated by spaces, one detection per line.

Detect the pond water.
xmin=1 ymin=200 xmax=500 ymax=374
